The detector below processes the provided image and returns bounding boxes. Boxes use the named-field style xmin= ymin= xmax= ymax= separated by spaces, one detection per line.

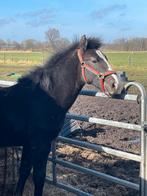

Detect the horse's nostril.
xmin=113 ymin=82 xmax=118 ymax=89
xmin=112 ymin=83 xmax=116 ymax=88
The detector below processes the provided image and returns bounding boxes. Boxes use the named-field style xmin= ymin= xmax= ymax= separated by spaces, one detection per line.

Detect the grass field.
xmin=105 ymin=51 xmax=147 ymax=89
xmin=0 ymin=51 xmax=49 ymax=65
xmin=0 ymin=51 xmax=50 ymax=81
xmin=0 ymin=50 xmax=146 ymax=89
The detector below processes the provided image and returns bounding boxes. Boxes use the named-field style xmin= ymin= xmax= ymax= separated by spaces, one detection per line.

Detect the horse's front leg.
xmin=32 ymin=141 xmax=51 ymax=196
xmin=15 ymin=145 xmax=33 ymax=196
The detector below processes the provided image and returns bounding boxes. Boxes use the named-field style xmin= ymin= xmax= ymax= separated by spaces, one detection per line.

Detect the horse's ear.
xmin=79 ymin=35 xmax=88 ymax=51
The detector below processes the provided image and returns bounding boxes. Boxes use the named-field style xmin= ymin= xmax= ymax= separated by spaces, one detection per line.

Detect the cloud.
xmin=16 ymin=8 xmax=55 ymax=27
xmin=91 ymin=4 xmax=127 ymax=19
xmin=0 ymin=17 xmax=16 ymax=26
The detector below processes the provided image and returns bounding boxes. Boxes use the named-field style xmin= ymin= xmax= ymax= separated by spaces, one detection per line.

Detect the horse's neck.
xmin=44 ymin=60 xmax=84 ymax=110
xmin=61 ymin=79 xmax=84 ymax=110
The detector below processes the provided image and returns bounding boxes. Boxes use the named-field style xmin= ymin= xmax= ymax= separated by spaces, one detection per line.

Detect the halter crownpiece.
xmin=77 ymin=48 xmax=116 ymax=93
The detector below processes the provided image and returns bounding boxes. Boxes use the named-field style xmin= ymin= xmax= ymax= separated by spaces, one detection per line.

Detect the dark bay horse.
xmin=0 ymin=35 xmax=125 ymax=196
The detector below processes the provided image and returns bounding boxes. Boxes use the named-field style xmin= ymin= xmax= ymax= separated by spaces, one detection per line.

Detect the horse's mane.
xmin=18 ymin=37 xmax=102 ymax=85
xmin=46 ymin=37 xmax=102 ymax=68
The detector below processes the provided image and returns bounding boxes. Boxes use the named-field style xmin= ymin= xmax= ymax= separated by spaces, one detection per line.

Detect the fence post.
xmin=125 ymin=82 xmax=147 ymax=196
xmin=3 ymin=52 xmax=6 ymax=64
xmin=140 ymin=88 xmax=147 ymax=196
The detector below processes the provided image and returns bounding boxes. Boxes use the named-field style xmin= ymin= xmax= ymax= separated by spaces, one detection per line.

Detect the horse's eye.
xmin=92 ymin=60 xmax=97 ymax=63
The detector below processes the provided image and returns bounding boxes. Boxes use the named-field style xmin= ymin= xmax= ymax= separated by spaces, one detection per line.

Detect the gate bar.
xmin=46 ymin=177 xmax=92 ymax=196
xmin=0 ymin=80 xmax=16 ymax=87
xmin=48 ymin=158 xmax=139 ymax=191
xmin=80 ymin=90 xmax=138 ymax=101
xmin=58 ymin=136 xmax=141 ymax=162
xmin=67 ymin=113 xmax=142 ymax=131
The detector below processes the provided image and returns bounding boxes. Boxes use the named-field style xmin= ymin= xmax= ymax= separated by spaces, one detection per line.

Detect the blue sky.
xmin=0 ymin=0 xmax=147 ymax=42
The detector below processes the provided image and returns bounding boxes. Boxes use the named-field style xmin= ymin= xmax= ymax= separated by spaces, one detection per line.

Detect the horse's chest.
xmin=29 ymin=105 xmax=66 ymax=131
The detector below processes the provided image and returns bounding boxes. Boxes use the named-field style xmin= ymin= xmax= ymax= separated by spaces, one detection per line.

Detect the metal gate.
xmin=47 ymin=82 xmax=147 ymax=196
xmin=0 ymin=80 xmax=147 ymax=196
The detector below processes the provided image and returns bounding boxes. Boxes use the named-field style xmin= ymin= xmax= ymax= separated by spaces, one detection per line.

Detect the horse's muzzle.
xmin=104 ymin=71 xmax=128 ymax=95
xmin=114 ymin=71 xmax=128 ymax=94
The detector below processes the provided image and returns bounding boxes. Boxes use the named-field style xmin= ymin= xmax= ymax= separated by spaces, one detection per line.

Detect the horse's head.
xmin=77 ymin=35 xmax=127 ymax=96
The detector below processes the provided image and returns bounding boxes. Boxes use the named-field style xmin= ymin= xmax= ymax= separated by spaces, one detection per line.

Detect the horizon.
xmin=0 ymin=0 xmax=147 ymax=43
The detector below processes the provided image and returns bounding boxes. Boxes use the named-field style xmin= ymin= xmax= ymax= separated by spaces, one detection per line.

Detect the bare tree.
xmin=45 ymin=28 xmax=60 ymax=51
xmin=45 ymin=28 xmax=70 ymax=52
xmin=12 ymin=41 xmax=21 ymax=50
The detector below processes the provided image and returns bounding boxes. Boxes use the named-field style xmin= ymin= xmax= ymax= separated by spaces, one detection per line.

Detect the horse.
xmin=0 ymin=35 xmax=125 ymax=196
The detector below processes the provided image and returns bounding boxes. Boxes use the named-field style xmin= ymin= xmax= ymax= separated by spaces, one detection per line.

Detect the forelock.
xmin=87 ymin=37 xmax=102 ymax=50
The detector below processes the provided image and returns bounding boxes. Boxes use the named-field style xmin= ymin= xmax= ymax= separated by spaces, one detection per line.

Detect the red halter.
xmin=77 ymin=49 xmax=116 ymax=93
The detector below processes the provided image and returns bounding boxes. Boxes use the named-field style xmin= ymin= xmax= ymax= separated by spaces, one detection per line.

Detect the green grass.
xmin=105 ymin=51 xmax=147 ymax=68
xmin=0 ymin=51 xmax=50 ymax=66
xmin=0 ymin=51 xmax=50 ymax=81
xmin=0 ymin=50 xmax=146 ymax=89
xmin=105 ymin=51 xmax=147 ymax=89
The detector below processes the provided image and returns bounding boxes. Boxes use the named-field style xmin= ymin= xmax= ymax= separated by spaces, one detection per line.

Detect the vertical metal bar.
xmin=51 ymin=140 xmax=57 ymax=184
xmin=125 ymin=82 xmax=147 ymax=196
xmin=140 ymin=89 xmax=147 ymax=196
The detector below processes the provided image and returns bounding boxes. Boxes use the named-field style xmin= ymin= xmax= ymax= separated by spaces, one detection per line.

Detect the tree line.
xmin=103 ymin=38 xmax=147 ymax=51
xmin=0 ymin=28 xmax=70 ymax=52
xmin=0 ymin=28 xmax=147 ymax=51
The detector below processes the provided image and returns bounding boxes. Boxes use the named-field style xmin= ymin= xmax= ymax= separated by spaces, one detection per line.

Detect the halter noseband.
xmin=77 ymin=48 xmax=116 ymax=93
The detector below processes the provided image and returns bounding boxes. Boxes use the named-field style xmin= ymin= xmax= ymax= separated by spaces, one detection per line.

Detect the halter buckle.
xmin=98 ymin=74 xmax=104 ymax=79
